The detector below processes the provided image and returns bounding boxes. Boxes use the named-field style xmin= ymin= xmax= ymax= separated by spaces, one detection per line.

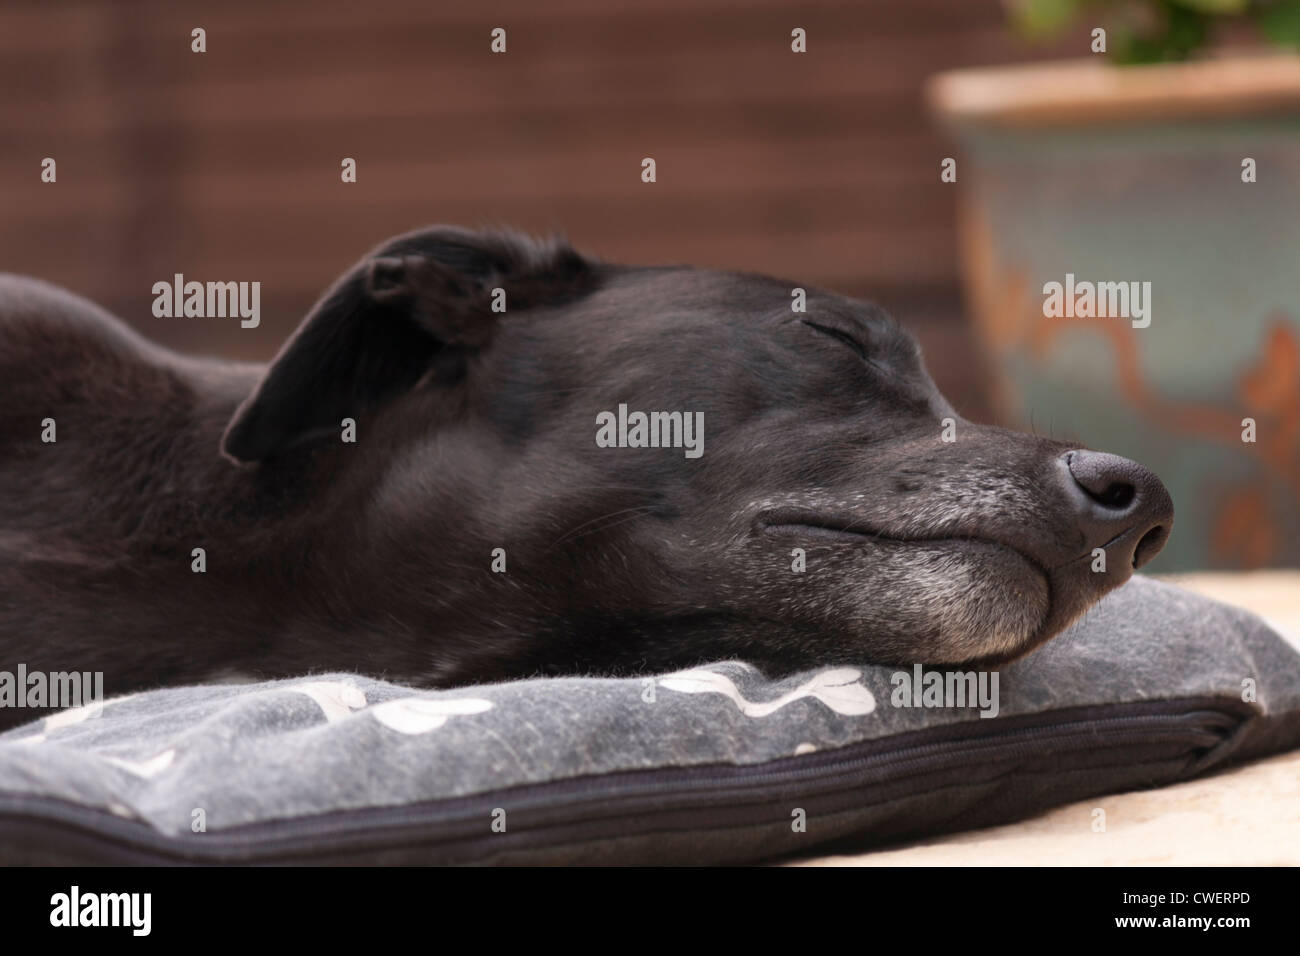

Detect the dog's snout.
xmin=1062 ymin=450 xmax=1173 ymax=570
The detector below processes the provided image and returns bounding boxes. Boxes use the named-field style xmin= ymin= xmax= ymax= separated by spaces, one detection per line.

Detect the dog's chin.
xmin=863 ymin=537 xmax=1052 ymax=665
xmin=758 ymin=520 xmax=1054 ymax=664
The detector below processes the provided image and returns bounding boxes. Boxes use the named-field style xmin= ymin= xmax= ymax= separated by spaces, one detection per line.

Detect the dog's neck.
xmin=0 ymin=311 xmax=539 ymax=708
xmin=0 ymin=339 xmax=366 ymax=692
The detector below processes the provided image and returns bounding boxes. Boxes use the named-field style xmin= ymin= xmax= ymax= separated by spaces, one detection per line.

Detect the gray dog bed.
xmin=1 ymin=576 xmax=1298 ymax=864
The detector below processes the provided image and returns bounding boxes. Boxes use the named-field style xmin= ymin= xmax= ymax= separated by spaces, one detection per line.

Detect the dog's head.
xmin=222 ymin=226 xmax=1172 ymax=676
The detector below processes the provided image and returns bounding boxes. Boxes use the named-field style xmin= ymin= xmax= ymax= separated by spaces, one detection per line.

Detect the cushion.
xmin=1 ymin=576 xmax=1298 ymax=864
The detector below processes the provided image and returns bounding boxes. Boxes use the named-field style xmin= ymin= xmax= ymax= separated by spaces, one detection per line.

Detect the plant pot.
xmin=929 ymin=54 xmax=1300 ymax=571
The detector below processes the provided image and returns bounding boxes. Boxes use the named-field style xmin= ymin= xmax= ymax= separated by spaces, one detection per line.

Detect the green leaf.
xmin=1169 ymin=0 xmax=1248 ymax=13
xmin=1166 ymin=3 xmax=1212 ymax=50
xmin=1110 ymin=3 xmax=1210 ymax=63
xmin=1257 ymin=0 xmax=1300 ymax=46
xmin=1008 ymin=0 xmax=1082 ymax=38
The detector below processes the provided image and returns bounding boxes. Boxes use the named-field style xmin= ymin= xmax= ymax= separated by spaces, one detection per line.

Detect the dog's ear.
xmin=221 ymin=228 xmax=590 ymax=463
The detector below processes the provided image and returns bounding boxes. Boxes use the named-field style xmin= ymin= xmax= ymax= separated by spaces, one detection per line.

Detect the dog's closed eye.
xmin=800 ymin=319 xmax=886 ymax=372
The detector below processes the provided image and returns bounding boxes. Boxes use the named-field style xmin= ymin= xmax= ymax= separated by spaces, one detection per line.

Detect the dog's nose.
xmin=1061 ymin=450 xmax=1173 ymax=570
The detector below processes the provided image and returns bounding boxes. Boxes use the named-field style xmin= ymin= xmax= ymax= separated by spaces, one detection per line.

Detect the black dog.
xmin=0 ymin=226 xmax=1172 ymax=725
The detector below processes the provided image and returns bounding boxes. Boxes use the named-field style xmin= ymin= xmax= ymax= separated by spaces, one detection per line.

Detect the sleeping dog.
xmin=0 ymin=226 xmax=1172 ymax=724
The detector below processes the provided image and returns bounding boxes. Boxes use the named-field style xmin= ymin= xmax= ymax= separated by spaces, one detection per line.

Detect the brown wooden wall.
xmin=0 ymin=0 xmax=1084 ymax=419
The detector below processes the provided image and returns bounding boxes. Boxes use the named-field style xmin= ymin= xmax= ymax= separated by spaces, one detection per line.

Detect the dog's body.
xmin=0 ymin=227 xmax=1173 ymax=727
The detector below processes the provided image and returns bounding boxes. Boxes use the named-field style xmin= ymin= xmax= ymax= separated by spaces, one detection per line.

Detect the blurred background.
xmin=2 ymin=0 xmax=1297 ymax=569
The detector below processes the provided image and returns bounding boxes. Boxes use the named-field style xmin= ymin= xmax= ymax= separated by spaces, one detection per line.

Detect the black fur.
xmin=0 ymin=225 xmax=1172 ymax=727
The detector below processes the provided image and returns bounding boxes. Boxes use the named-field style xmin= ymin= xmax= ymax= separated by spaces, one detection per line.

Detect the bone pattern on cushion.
xmin=0 ymin=576 xmax=1297 ymax=865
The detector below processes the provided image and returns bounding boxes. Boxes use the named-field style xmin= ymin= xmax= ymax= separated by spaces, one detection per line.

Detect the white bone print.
xmin=371 ymin=697 xmax=494 ymax=734
xmin=658 ymin=667 xmax=875 ymax=717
